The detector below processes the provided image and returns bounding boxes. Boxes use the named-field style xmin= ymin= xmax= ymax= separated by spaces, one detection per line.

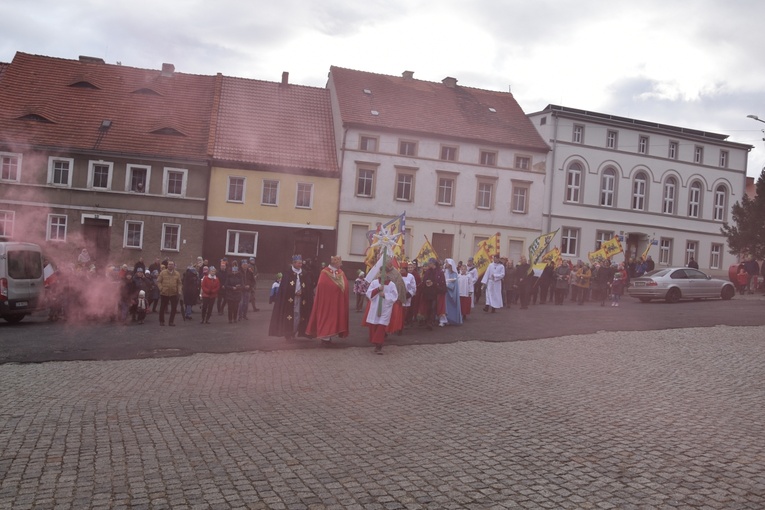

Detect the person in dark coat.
xmin=182 ymin=266 xmax=200 ymax=320
xmin=223 ymin=261 xmax=243 ymax=324
xmin=268 ymin=255 xmax=314 ymax=340
xmin=538 ymin=260 xmax=555 ymax=304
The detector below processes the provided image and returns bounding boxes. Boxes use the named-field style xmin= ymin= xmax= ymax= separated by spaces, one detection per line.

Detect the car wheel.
xmin=665 ymin=288 xmax=681 ymax=303
xmin=2 ymin=314 xmax=25 ymax=324
xmin=721 ymin=285 xmax=735 ymax=300
xmin=639 ymin=298 xmax=652 ymax=303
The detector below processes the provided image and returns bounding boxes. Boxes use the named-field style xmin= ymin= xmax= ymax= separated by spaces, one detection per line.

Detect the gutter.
xmin=546 ymin=111 xmax=559 ymax=234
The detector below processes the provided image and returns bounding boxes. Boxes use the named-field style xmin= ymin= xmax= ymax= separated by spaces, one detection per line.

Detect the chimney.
xmin=161 ymin=63 xmax=175 ymax=77
xmin=402 ymin=70 xmax=414 ymax=80
xmin=442 ymin=76 xmax=458 ymax=88
xmin=281 ymin=71 xmax=289 ymax=86
xmin=79 ymin=55 xmax=105 ymax=64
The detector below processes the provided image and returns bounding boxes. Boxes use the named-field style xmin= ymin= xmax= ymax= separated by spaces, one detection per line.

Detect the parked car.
xmin=627 ymin=267 xmax=736 ymax=303
xmin=0 ymin=242 xmax=45 ymax=323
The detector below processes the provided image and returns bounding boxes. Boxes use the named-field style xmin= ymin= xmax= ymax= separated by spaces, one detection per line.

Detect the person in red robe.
xmin=306 ymin=255 xmax=350 ymax=344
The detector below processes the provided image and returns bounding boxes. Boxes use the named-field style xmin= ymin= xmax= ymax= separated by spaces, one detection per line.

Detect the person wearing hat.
xmin=200 ymin=266 xmax=220 ymax=324
xmin=136 ymin=290 xmax=148 ymax=325
xmin=306 ymin=255 xmax=350 ymax=344
xmin=353 ymin=270 xmax=369 ymax=313
xmin=269 ymin=254 xmax=314 ymax=340
xmin=131 ymin=267 xmax=152 ymax=322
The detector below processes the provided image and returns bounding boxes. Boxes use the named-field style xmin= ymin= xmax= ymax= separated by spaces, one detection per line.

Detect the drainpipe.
xmin=335 ymin=127 xmax=349 ymax=253
xmin=546 ymin=111 xmax=559 ymax=234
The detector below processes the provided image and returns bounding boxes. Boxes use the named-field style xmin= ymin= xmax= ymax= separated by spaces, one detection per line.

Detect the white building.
xmin=528 ymin=105 xmax=752 ymax=275
xmin=327 ymin=67 xmax=550 ymax=267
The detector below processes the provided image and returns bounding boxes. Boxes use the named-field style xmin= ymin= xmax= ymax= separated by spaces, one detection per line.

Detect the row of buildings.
xmin=0 ymin=52 xmax=752 ymax=275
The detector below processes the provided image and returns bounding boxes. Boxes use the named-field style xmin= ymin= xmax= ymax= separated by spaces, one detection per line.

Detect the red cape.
xmin=306 ymin=267 xmax=350 ymax=338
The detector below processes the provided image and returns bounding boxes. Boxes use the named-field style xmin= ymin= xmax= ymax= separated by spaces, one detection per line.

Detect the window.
xmin=595 ymin=231 xmax=613 ymax=250
xmin=565 ymin=163 xmax=583 ymax=203
xmin=606 ymin=130 xmax=618 ymax=149
xmin=719 ymin=150 xmax=728 ymax=168
xmin=685 ymin=241 xmax=697 ymax=266
xmin=713 ymin=185 xmax=727 ymax=221
xmin=511 ymin=183 xmax=529 ymax=213
xmin=227 ymin=176 xmax=245 ymax=203
xmin=600 ymin=168 xmax=616 ymax=207
xmin=163 ymin=168 xmax=187 ymax=197
xmin=124 ymin=221 xmax=144 ymax=249
xmin=226 ymin=230 xmax=257 ymax=256
xmin=515 ymin=156 xmax=530 ymax=170
xmin=632 ymin=171 xmax=647 ymax=210
xmin=638 ymin=136 xmax=649 ymax=155
xmin=688 ymin=181 xmax=702 ymax=218
xmin=350 ymin=224 xmax=371 ymax=256
xmin=395 ymin=170 xmax=415 ymax=202
xmin=47 ymin=214 xmax=67 ymax=242
xmin=437 ymin=174 xmax=455 ymax=206
xmin=0 ymin=210 xmax=13 ymax=238
xmin=694 ymin=146 xmax=704 ymax=164
xmin=572 ymin=124 xmax=584 ymax=144
xmin=398 ymin=140 xmax=417 ymax=156
xmin=48 ymin=157 xmax=74 ymax=187
xmin=662 ymin=177 xmax=677 ymax=214
xmin=659 ymin=238 xmax=672 ymax=265
xmin=710 ymin=243 xmax=722 ymax=270
xmin=127 ymin=164 xmax=151 ymax=193
xmin=88 ymin=161 xmax=113 ymax=190
xmin=668 ymin=141 xmax=678 ymax=160
xmin=296 ymin=182 xmax=313 ymax=208
xmin=479 ymin=150 xmax=497 ymax=167
xmin=356 ymin=168 xmax=375 ymax=198
xmin=561 ymin=227 xmax=579 ymax=257
xmin=161 ymin=224 xmax=181 ymax=251
xmin=359 ymin=136 xmax=378 ymax=152
xmin=1 ymin=153 xmax=21 ymax=182
xmin=440 ymin=146 xmax=458 ymax=161
xmin=261 ymin=179 xmax=279 ymax=205
xmin=476 ymin=180 xmax=495 ymax=210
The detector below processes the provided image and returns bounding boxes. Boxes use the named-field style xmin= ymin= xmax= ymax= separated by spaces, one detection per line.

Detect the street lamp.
xmin=747 ymin=114 xmax=765 ymax=124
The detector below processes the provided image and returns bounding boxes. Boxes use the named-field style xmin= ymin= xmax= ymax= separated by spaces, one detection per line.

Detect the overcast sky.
xmin=3 ymin=0 xmax=765 ymax=177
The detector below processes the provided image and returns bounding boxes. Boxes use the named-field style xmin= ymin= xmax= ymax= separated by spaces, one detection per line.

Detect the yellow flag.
xmin=541 ymin=247 xmax=561 ymax=264
xmin=415 ymin=236 xmax=437 ymax=268
xmin=588 ymin=248 xmax=609 ymax=265
xmin=528 ymin=229 xmax=559 ymax=265
xmin=477 ymin=232 xmax=501 ymax=258
xmin=601 ymin=235 xmax=624 ymax=258
xmin=473 ymin=245 xmax=492 ymax=279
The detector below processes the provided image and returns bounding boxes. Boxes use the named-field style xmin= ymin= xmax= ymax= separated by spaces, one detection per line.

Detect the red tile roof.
xmin=212 ymin=76 xmax=338 ymax=175
xmin=329 ymin=66 xmax=549 ymax=152
xmin=0 ymin=52 xmax=216 ymax=161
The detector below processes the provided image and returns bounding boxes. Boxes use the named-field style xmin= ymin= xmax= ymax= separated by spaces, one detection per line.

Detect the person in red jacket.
xmin=200 ymin=266 xmax=221 ymax=324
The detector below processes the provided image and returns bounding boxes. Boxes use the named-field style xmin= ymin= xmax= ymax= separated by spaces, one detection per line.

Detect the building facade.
xmin=529 ymin=105 xmax=752 ymax=275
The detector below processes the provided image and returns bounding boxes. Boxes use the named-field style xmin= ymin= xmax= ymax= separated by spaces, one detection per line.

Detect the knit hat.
xmin=136 ymin=267 xmax=144 ymax=273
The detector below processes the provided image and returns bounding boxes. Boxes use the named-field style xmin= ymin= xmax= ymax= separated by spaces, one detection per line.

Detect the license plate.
xmin=16 ymin=301 xmax=28 ymax=307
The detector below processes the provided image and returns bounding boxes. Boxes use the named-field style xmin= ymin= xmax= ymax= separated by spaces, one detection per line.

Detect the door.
xmin=82 ymin=218 xmax=111 ymax=268
xmin=293 ymin=229 xmax=320 ymax=260
xmin=431 ymin=233 xmax=453 ymax=262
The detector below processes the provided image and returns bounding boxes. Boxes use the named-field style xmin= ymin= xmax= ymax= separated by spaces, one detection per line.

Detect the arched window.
xmin=600 ymin=168 xmax=616 ymax=207
xmin=688 ymin=181 xmax=702 ymax=218
xmin=713 ymin=185 xmax=727 ymax=221
xmin=662 ymin=177 xmax=677 ymax=214
xmin=632 ymin=171 xmax=648 ymax=210
xmin=565 ymin=163 xmax=582 ymax=203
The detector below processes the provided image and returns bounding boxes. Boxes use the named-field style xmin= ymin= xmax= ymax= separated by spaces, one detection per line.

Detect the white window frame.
xmin=359 ymin=135 xmax=378 ymax=152
xmin=163 ymin=167 xmax=188 ymax=197
xmin=685 ymin=241 xmax=698 ymax=266
xmin=437 ymin=175 xmax=455 ymax=206
xmin=632 ymin=172 xmax=647 ymax=211
xmin=710 ymin=243 xmax=722 ymax=270
xmin=126 ymin=164 xmax=151 ymax=193
xmin=694 ymin=146 xmax=704 ymax=164
xmin=0 ymin=152 xmax=22 ymax=183
xmin=226 ymin=230 xmax=258 ymax=257
xmin=668 ymin=141 xmax=678 ymax=160
xmin=719 ymin=150 xmax=728 ymax=168
xmin=638 ymin=136 xmax=649 ymax=155
xmin=663 ymin=178 xmax=677 ymax=215
xmin=440 ymin=145 xmax=458 ymax=161
xmin=161 ymin=223 xmax=181 ymax=252
xmin=398 ymin=140 xmax=417 ymax=157
xmin=476 ymin=178 xmax=495 ymax=210
xmin=572 ymin=124 xmax=584 ymax=144
xmin=227 ymin=176 xmax=246 ymax=203
xmin=561 ymin=227 xmax=579 ymax=257
xmin=87 ymin=160 xmax=114 ymax=190
xmin=479 ymin=150 xmax=497 ymax=167
xmin=595 ymin=230 xmax=613 ymax=250
xmin=46 ymin=214 xmax=67 ymax=242
xmin=124 ymin=220 xmax=144 ymax=249
xmin=0 ymin=210 xmax=14 ymax=238
xmin=688 ymin=181 xmax=702 ymax=218
xmin=713 ymin=185 xmax=727 ymax=222
xmin=395 ymin=169 xmax=416 ymax=202
xmin=659 ymin=238 xmax=672 ymax=265
xmin=356 ymin=167 xmax=376 ymax=198
xmin=261 ymin=179 xmax=280 ymax=206
xmin=511 ymin=182 xmax=529 ymax=214
xmin=566 ymin=164 xmax=582 ymax=203
xmin=606 ymin=130 xmax=618 ymax=149
xmin=295 ymin=182 xmax=313 ymax=209
xmin=47 ymin=157 xmax=74 ymax=187
xmin=600 ymin=168 xmax=616 ymax=207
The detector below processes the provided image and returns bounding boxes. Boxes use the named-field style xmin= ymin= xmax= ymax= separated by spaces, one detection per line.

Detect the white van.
xmin=0 ymin=242 xmax=45 ymax=323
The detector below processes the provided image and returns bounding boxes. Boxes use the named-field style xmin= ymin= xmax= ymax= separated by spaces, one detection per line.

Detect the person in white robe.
xmin=364 ymin=278 xmax=398 ymax=354
xmin=481 ymin=255 xmax=505 ymax=312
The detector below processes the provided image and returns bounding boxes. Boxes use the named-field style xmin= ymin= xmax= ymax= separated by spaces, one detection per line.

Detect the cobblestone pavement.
xmin=1 ymin=325 xmax=764 ymax=509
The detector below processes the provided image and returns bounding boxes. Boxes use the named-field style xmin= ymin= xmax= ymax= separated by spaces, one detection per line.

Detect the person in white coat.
xmin=481 ymin=254 xmax=505 ymax=312
xmin=364 ymin=277 xmax=399 ymax=354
